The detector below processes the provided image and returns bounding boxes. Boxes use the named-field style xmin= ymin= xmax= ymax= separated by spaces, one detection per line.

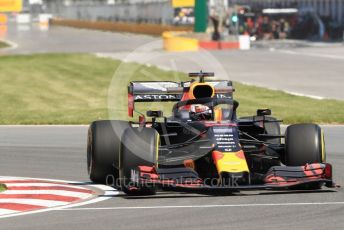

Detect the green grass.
xmin=0 ymin=53 xmax=343 ymax=124
xmin=0 ymin=184 xmax=6 ymax=192
xmin=0 ymin=41 xmax=9 ymax=49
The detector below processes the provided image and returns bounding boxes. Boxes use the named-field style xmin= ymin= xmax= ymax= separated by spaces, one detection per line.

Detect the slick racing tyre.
xmin=285 ymin=124 xmax=325 ymax=166
xmin=120 ymin=127 xmax=159 ymax=196
xmin=87 ymin=120 xmax=129 ymax=184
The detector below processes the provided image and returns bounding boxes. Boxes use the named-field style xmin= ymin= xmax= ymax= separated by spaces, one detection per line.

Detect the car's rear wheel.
xmin=285 ymin=124 xmax=325 ymax=166
xmin=87 ymin=120 xmax=129 ymax=184
xmin=120 ymin=127 xmax=159 ymax=196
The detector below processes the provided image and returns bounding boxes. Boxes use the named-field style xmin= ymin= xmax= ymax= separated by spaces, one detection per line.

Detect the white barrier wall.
xmin=17 ymin=14 xmax=31 ymax=24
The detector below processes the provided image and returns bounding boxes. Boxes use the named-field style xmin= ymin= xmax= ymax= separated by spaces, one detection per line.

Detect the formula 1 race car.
xmin=87 ymin=72 xmax=335 ymax=195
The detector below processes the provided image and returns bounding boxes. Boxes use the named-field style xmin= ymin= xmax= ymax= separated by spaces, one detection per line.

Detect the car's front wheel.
xmin=87 ymin=120 xmax=129 ymax=184
xmin=284 ymin=123 xmax=325 ymax=166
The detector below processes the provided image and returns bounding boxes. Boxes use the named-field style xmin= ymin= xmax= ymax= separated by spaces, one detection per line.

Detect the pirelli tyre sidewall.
xmin=285 ymin=124 xmax=325 ymax=166
xmin=120 ymin=127 xmax=159 ymax=195
xmin=87 ymin=120 xmax=130 ymax=184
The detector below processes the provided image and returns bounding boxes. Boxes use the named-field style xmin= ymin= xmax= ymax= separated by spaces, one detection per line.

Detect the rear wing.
xmin=128 ymin=81 xmax=234 ymax=117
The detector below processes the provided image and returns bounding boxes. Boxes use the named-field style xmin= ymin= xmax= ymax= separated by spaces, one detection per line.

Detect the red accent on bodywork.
xmin=303 ymin=168 xmax=315 ymax=177
xmin=128 ymin=93 xmax=134 ymax=117
xmin=212 ymin=151 xmax=224 ymax=161
xmin=324 ymin=164 xmax=332 ymax=179
xmin=138 ymin=166 xmax=155 ymax=173
xmin=180 ymin=92 xmax=191 ymax=110
xmin=265 ymin=175 xmax=288 ymax=184
xmin=264 ymin=163 xmax=332 ymax=186
xmin=204 ymin=122 xmax=237 ymax=127
xmin=304 ymin=164 xmax=323 ymax=178
xmin=128 ymin=186 xmax=139 ymax=191
xmin=235 ymin=151 xmax=245 ymax=159
xmin=139 ymin=115 xmax=145 ymax=127
xmin=138 ymin=166 xmax=159 ymax=180
xmin=137 ymin=166 xmax=204 ymax=186
xmin=175 ymin=182 xmax=203 ymax=188
xmin=184 ymin=159 xmax=196 ymax=170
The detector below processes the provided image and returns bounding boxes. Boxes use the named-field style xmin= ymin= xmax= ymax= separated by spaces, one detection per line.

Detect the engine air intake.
xmin=190 ymin=83 xmax=215 ymax=99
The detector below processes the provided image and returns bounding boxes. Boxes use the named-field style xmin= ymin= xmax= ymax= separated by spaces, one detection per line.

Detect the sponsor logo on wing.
xmin=134 ymin=94 xmax=177 ymax=100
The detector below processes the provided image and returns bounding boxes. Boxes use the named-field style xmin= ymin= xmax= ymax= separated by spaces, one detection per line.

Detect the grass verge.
xmin=0 ymin=184 xmax=6 ymax=192
xmin=0 ymin=53 xmax=343 ymax=124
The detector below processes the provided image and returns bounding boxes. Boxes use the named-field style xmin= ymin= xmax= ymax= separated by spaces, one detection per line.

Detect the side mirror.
xmin=257 ymin=109 xmax=271 ymax=116
xmin=147 ymin=110 xmax=163 ymax=118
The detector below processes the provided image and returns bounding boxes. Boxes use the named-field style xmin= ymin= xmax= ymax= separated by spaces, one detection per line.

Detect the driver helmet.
xmin=190 ymin=104 xmax=212 ymax=120
xmin=190 ymin=104 xmax=210 ymax=113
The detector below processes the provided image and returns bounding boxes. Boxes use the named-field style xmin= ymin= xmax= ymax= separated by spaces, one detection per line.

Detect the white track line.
xmin=0 ymin=178 xmax=31 ymax=181
xmin=282 ymin=91 xmax=324 ymax=100
xmin=0 ymin=209 xmax=18 ymax=215
xmin=238 ymin=81 xmax=326 ymax=100
xmin=278 ymin=49 xmax=344 ymax=60
xmin=0 ymin=39 xmax=19 ymax=51
xmin=61 ymin=201 xmax=344 ymax=211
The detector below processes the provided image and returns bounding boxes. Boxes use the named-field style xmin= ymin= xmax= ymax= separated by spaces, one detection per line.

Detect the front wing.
xmin=130 ymin=163 xmax=336 ymax=191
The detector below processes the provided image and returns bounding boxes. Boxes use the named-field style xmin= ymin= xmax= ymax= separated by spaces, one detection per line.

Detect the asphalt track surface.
xmin=0 ymin=126 xmax=343 ymax=230
xmin=1 ymin=23 xmax=155 ymax=54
